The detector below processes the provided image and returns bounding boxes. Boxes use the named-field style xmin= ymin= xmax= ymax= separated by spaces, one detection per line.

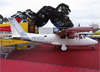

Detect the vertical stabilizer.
xmin=8 ymin=18 xmax=27 ymax=37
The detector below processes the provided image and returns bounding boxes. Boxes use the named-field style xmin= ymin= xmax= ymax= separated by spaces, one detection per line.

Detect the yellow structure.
xmin=0 ymin=39 xmax=30 ymax=49
xmin=16 ymin=44 xmax=28 ymax=50
xmin=0 ymin=39 xmax=29 ymax=46
xmin=0 ymin=22 xmax=28 ymax=33
xmin=92 ymin=32 xmax=100 ymax=35
xmin=0 ymin=22 xmax=33 ymax=50
xmin=92 ymin=36 xmax=100 ymax=38
xmin=91 ymin=31 xmax=100 ymax=39
xmin=0 ymin=24 xmax=10 ymax=27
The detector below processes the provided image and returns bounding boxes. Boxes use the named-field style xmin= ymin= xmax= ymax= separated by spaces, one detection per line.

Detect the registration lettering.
xmin=32 ymin=36 xmax=44 ymax=40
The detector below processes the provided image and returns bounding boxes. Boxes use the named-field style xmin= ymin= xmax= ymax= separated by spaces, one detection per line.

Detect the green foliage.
xmin=0 ymin=14 xmax=3 ymax=19
xmin=11 ymin=3 xmax=74 ymax=29
xmin=0 ymin=14 xmax=3 ymax=24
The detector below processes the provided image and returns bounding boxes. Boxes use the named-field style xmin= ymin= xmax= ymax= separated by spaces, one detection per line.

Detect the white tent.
xmin=39 ymin=20 xmax=57 ymax=34
xmin=42 ymin=19 xmax=56 ymax=28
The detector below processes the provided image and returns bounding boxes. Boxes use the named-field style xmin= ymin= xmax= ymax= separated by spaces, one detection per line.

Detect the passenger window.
xmin=44 ymin=35 xmax=47 ymax=37
xmin=8 ymin=35 xmax=12 ymax=37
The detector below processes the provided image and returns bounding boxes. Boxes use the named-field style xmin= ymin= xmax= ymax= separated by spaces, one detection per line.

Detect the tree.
xmin=10 ymin=3 xmax=74 ymax=29
xmin=0 ymin=14 xmax=3 ymax=24
xmin=25 ymin=9 xmax=36 ymax=23
xmin=56 ymin=3 xmax=71 ymax=16
xmin=36 ymin=6 xmax=53 ymax=27
xmin=3 ymin=18 xmax=8 ymax=23
xmin=52 ymin=3 xmax=73 ymax=30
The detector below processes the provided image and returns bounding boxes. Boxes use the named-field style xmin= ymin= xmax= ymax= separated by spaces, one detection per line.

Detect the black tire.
xmin=92 ymin=46 xmax=95 ymax=50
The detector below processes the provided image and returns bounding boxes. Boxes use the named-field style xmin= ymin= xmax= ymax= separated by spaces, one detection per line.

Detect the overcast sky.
xmin=0 ymin=0 xmax=100 ymax=27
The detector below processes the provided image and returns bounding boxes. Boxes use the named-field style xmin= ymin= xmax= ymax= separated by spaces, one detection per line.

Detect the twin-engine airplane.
xmin=8 ymin=18 xmax=98 ymax=51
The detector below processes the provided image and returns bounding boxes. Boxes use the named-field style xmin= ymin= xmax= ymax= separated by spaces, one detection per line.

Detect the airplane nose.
xmin=92 ymin=40 xmax=98 ymax=45
xmin=85 ymin=37 xmax=98 ymax=46
xmin=95 ymin=40 xmax=98 ymax=44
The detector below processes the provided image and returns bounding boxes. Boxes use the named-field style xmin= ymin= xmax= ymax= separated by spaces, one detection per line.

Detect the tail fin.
xmin=8 ymin=18 xmax=27 ymax=37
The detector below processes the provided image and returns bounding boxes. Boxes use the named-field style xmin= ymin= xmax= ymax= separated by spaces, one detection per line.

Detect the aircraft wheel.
xmin=61 ymin=50 xmax=67 ymax=51
xmin=92 ymin=46 xmax=95 ymax=50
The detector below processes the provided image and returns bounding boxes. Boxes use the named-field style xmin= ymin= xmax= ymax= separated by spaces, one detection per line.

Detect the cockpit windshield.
xmin=83 ymin=35 xmax=86 ymax=38
xmin=79 ymin=35 xmax=86 ymax=39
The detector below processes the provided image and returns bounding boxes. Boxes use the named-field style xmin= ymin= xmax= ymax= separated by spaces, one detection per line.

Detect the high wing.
xmin=57 ymin=27 xmax=94 ymax=37
xmin=64 ymin=27 xmax=94 ymax=32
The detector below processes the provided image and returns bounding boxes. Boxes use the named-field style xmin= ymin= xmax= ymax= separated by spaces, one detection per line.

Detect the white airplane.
xmin=8 ymin=18 xmax=98 ymax=51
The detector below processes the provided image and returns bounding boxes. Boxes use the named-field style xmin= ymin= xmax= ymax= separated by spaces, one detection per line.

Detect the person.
xmin=60 ymin=34 xmax=66 ymax=39
xmin=67 ymin=32 xmax=69 ymax=37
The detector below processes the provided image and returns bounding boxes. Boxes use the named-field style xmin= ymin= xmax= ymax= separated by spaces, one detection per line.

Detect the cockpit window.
xmin=83 ymin=35 xmax=86 ymax=38
xmin=79 ymin=35 xmax=83 ymax=39
xmin=79 ymin=35 xmax=85 ymax=39
xmin=79 ymin=35 xmax=82 ymax=39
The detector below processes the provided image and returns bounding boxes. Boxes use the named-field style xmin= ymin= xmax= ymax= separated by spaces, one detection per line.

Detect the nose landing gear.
xmin=92 ymin=46 xmax=95 ymax=50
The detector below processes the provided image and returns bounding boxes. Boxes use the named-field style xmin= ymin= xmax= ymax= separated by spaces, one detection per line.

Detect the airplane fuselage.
xmin=26 ymin=33 xmax=98 ymax=46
